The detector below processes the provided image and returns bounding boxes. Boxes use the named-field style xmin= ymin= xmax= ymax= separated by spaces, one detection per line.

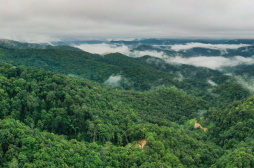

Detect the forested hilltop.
xmin=0 ymin=63 xmax=254 ymax=167
xmin=0 ymin=42 xmax=250 ymax=105
xmin=0 ymin=40 xmax=254 ymax=167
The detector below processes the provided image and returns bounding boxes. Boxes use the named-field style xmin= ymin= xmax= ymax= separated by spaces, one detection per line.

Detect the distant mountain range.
xmin=50 ymin=38 xmax=254 ymax=46
xmin=0 ymin=38 xmax=253 ymax=104
xmin=0 ymin=39 xmax=81 ymax=51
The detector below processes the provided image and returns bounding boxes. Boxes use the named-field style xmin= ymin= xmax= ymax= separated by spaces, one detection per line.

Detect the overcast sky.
xmin=1 ymin=0 xmax=254 ymax=42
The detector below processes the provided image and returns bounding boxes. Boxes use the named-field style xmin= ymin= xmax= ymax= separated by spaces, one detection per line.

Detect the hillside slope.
xmin=0 ymin=64 xmax=222 ymax=167
xmin=0 ymin=44 xmax=250 ymax=105
xmin=0 ymin=64 xmax=254 ymax=167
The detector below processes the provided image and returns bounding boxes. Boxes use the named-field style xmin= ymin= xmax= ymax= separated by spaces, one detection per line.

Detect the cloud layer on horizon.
xmin=75 ymin=43 xmax=254 ymax=70
xmin=170 ymin=43 xmax=251 ymax=51
xmin=75 ymin=43 xmax=167 ymax=58
xmin=1 ymin=0 xmax=254 ymax=42
xmin=166 ymin=56 xmax=254 ymax=70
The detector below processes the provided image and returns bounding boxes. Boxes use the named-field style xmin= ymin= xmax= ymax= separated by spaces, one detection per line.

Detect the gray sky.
xmin=1 ymin=0 xmax=254 ymax=42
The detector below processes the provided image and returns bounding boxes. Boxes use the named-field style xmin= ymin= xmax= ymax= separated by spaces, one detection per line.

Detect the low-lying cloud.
xmin=130 ymin=50 xmax=167 ymax=59
xmin=170 ymin=42 xmax=251 ymax=51
xmin=75 ymin=43 xmax=254 ymax=70
xmin=235 ymin=76 xmax=254 ymax=93
xmin=104 ymin=75 xmax=122 ymax=86
xmin=74 ymin=43 xmax=129 ymax=55
xmin=75 ymin=43 xmax=167 ymax=58
xmin=207 ymin=79 xmax=217 ymax=86
xmin=166 ymin=56 xmax=254 ymax=70
xmin=175 ymin=72 xmax=184 ymax=82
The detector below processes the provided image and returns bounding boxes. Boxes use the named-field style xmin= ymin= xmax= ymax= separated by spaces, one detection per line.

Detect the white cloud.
xmin=130 ymin=50 xmax=167 ymax=59
xmin=75 ymin=43 xmax=167 ymax=58
xmin=207 ymin=79 xmax=217 ymax=86
xmin=166 ymin=56 xmax=254 ymax=70
xmin=75 ymin=43 xmax=254 ymax=70
xmin=104 ymin=75 xmax=122 ymax=86
xmin=235 ymin=76 xmax=254 ymax=93
xmin=175 ymin=72 xmax=184 ymax=82
xmin=74 ymin=43 xmax=129 ymax=55
xmin=170 ymin=43 xmax=251 ymax=51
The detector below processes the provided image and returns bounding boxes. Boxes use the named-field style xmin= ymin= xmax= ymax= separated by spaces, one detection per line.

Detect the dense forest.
xmin=0 ymin=43 xmax=250 ymax=104
xmin=0 ymin=63 xmax=253 ymax=167
xmin=0 ymin=41 xmax=254 ymax=167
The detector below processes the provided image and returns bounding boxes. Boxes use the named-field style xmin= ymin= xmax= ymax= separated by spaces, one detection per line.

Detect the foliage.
xmin=0 ymin=42 xmax=254 ymax=167
xmin=0 ymin=45 xmax=249 ymax=105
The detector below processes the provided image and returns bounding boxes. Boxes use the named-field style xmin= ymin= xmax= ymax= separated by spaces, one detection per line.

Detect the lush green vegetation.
xmin=0 ymin=39 xmax=81 ymax=51
xmin=0 ymin=64 xmax=207 ymax=141
xmin=0 ymin=44 xmax=250 ymax=105
xmin=0 ymin=63 xmax=254 ymax=167
xmin=0 ymin=118 xmax=223 ymax=168
xmin=208 ymin=97 xmax=254 ymax=149
xmin=0 ymin=40 xmax=254 ymax=167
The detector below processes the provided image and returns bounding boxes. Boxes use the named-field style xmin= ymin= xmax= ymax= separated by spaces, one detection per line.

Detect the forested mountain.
xmin=1 ymin=63 xmax=254 ymax=167
xmin=0 ymin=43 xmax=250 ymax=105
xmin=131 ymin=44 xmax=254 ymax=58
xmin=0 ymin=64 xmax=207 ymax=138
xmin=0 ymin=39 xmax=254 ymax=167
xmin=110 ymin=38 xmax=254 ymax=45
xmin=0 ymin=39 xmax=81 ymax=51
